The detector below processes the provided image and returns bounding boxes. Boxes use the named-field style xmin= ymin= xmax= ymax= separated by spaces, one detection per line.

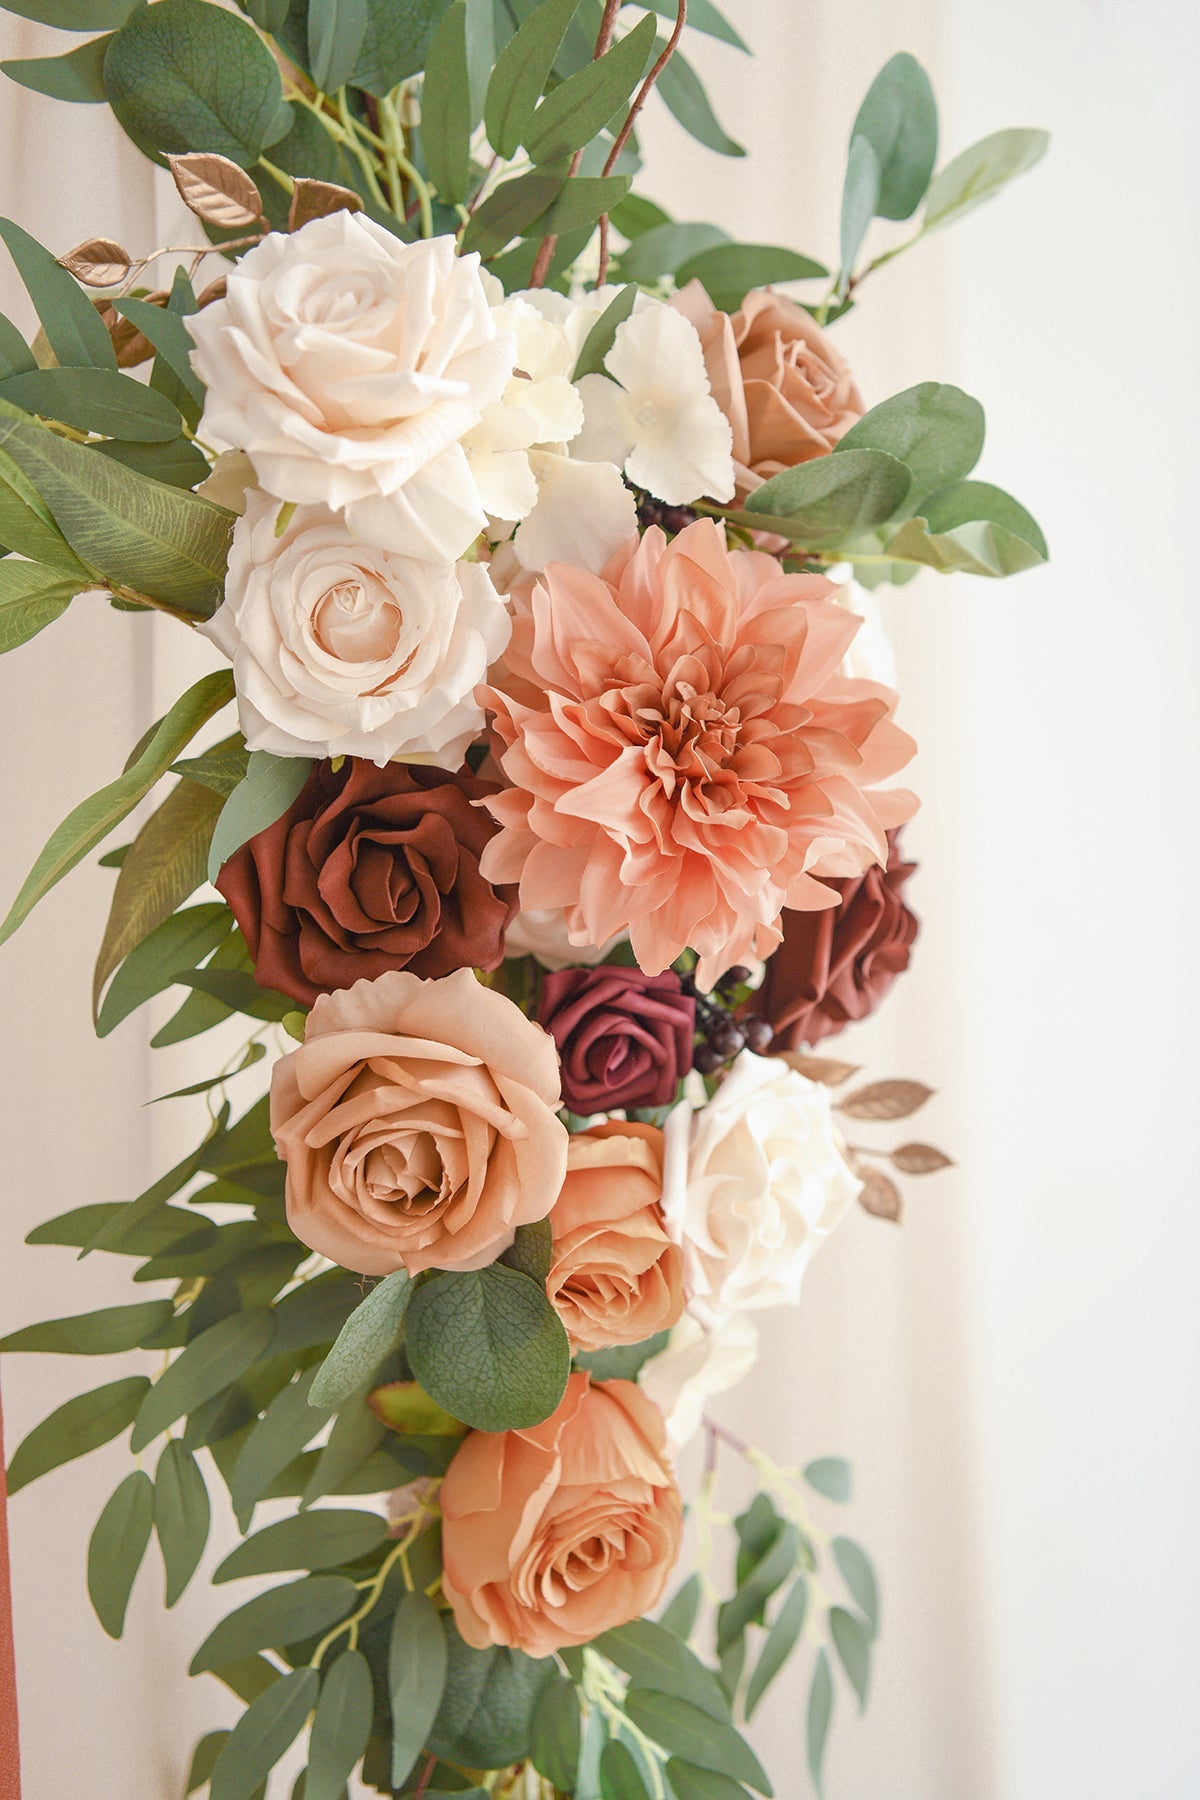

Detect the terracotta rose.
xmin=547 ymin=1122 xmax=685 ymax=1352
xmin=216 ymin=757 xmax=517 ymax=1006
xmin=674 ymin=281 xmax=864 ymax=501
xmin=269 ymin=968 xmax=568 ymax=1275
xmin=537 ymin=966 xmax=695 ymax=1114
xmin=755 ymin=831 xmax=919 ymax=1047
xmin=440 ymin=1373 xmax=683 ymax=1656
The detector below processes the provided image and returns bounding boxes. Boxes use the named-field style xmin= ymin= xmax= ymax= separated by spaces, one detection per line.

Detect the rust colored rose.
xmin=674 ymin=282 xmax=865 ymax=500
xmin=440 ymin=1372 xmax=682 ymax=1656
xmin=537 ymin=966 xmax=695 ymax=1114
xmin=755 ymin=832 xmax=919 ymax=1047
xmin=216 ymin=757 xmax=517 ymax=1006
xmin=547 ymin=1122 xmax=685 ymax=1352
xmin=269 ymin=968 xmax=568 ymax=1275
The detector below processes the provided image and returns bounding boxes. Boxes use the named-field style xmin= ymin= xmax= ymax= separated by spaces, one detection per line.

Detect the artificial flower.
xmin=203 ymin=494 xmax=509 ymax=765
xmin=440 ymin=1373 xmax=683 ymax=1655
xmin=753 ymin=829 xmax=919 ymax=1047
xmin=480 ymin=519 xmax=917 ymax=986
xmin=827 ymin=563 xmax=899 ymax=687
xmin=537 ymin=966 xmax=696 ymax=1115
xmin=546 ymin=1122 xmax=685 ymax=1352
xmin=269 ymin=968 xmax=568 ymax=1276
xmin=573 ymin=301 xmax=735 ymax=505
xmin=639 ymin=1312 xmax=760 ymax=1451
xmin=661 ymin=1050 xmax=860 ymax=1322
xmin=503 ymin=907 xmax=621 ymax=969
xmin=186 ymin=217 xmax=514 ymax=557
xmin=215 ymin=758 xmax=517 ymax=1006
xmin=673 ymin=281 xmax=864 ymax=501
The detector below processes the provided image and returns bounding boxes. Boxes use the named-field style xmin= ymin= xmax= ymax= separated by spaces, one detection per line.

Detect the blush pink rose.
xmin=480 ymin=519 xmax=917 ymax=987
xmin=440 ymin=1372 xmax=683 ymax=1656
xmin=269 ymin=968 xmax=568 ymax=1275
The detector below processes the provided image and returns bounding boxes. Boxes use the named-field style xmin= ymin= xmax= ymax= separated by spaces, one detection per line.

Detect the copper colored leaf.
xmin=288 ymin=178 xmax=364 ymax=232
xmin=837 ymin=1079 xmax=934 ymax=1120
xmin=891 ymin=1142 xmax=954 ymax=1175
xmin=95 ymin=290 xmax=167 ymax=368
xmin=168 ymin=153 xmax=263 ymax=229
xmin=782 ymin=1053 xmax=861 ymax=1087
xmin=857 ymin=1166 xmax=903 ymax=1222
xmin=60 ymin=237 xmax=132 ymax=289
xmin=196 ymin=277 xmax=227 ymax=309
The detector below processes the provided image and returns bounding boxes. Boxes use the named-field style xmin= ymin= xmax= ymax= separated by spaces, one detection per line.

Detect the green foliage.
xmin=306 ymin=1649 xmax=374 ymax=1800
xmin=1 ymin=34 xmax=112 ymax=104
xmin=741 ymin=448 xmax=912 ymax=546
xmin=664 ymin=1765 xmax=751 ymax=1800
xmin=353 ymin=0 xmax=454 ymax=95
xmin=601 ymin=1739 xmax=655 ymax=1798
xmin=832 ymin=1538 xmax=878 ymax=1635
xmin=805 ymin=1649 xmax=834 ymax=1796
xmin=0 ymin=216 xmax=116 ymax=369
xmin=309 ymin=1271 xmax=412 ymax=1409
xmin=884 ymin=479 xmax=1048 ymax=576
xmin=743 ymin=1578 xmax=807 ymax=1720
xmin=659 ymin=1574 xmax=701 ymax=1641
xmin=426 ymin=1617 xmax=550 ymax=1769
xmin=572 ymin=280 xmax=639 ymax=378
xmin=88 ymin=1470 xmax=155 ymax=1638
xmin=104 ymin=0 xmax=287 ymax=166
xmin=132 ymin=1308 xmax=277 ymax=1450
xmin=113 ymin=295 xmax=207 ymax=425
xmin=0 ymin=366 xmax=182 ymax=441
xmin=828 ymin=1606 xmax=871 ymax=1710
xmin=672 ymin=242 xmax=826 ymax=310
xmin=0 ymin=558 xmax=83 ymax=653
xmin=804 ymin=1457 xmax=852 ymax=1503
xmin=423 ymin=2 xmax=473 ymax=204
xmin=96 ymin=898 xmax=230 ymax=1037
xmin=389 ymin=1591 xmax=448 ymax=1785
xmin=210 ymin=1667 xmax=320 ymax=1800
xmin=192 ymin=1576 xmax=357 ymax=1674
xmin=524 ymin=15 xmax=656 ymax=165
xmin=838 ymin=382 xmax=984 ymax=500
xmin=154 ymin=1439 xmax=212 ymax=1608
xmin=924 ymin=126 xmax=1050 ymax=231
xmin=497 ymin=1216 xmax=554 ymax=1283
xmin=655 ymin=48 xmax=743 ymax=158
xmin=0 ymin=1298 xmax=172 ymax=1356
xmin=308 ymin=0 xmax=371 ymax=93
xmin=5 ymin=1375 xmax=149 ymax=1494
xmin=530 ymin=1673 xmax=581 ymax=1789
xmin=207 ymin=750 xmax=315 ymax=884
xmin=596 ymin=1620 xmax=729 ymax=1721
xmin=214 ymin=1510 xmax=389 ymax=1584
xmin=484 ymin=0 xmax=582 ymax=159
xmin=623 ymin=1693 xmax=771 ymax=1796
xmin=849 ymin=52 xmax=937 ymax=222
xmin=460 ymin=169 xmax=566 ymax=259
xmin=404 ymin=1263 xmax=570 ymax=1432
xmin=229 ymin=1369 xmax=334 ymax=1530
xmin=574 ymin=1330 xmax=670 ymax=1382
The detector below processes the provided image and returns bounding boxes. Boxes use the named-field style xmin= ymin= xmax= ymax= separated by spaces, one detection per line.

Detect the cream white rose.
xmin=639 ymin=1313 xmax=760 ymax=1451
xmin=661 ymin=1052 xmax=860 ymax=1323
xmin=827 ymin=561 xmax=898 ymax=687
xmin=186 ymin=216 xmax=516 ymax=559
xmin=203 ymin=494 xmax=511 ymax=765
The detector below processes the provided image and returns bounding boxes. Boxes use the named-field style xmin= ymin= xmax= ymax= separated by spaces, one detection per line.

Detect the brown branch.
xmin=528 ymin=0 xmax=626 ymax=289
xmin=412 ymin=1753 xmax=438 ymax=1800
xmin=596 ymin=0 xmax=687 ymax=284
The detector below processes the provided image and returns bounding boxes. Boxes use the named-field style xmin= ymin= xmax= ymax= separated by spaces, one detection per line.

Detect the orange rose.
xmin=440 ymin=1373 xmax=682 ymax=1656
xmin=674 ymin=281 xmax=864 ymax=501
xmin=269 ymin=968 xmax=568 ymax=1276
xmin=547 ymin=1122 xmax=685 ymax=1352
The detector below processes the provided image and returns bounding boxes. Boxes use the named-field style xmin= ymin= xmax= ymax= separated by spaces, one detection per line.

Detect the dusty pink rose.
xmin=480 ymin=520 xmax=916 ymax=986
xmin=440 ymin=1372 xmax=682 ymax=1655
xmin=674 ymin=282 xmax=865 ymax=501
xmin=269 ymin=968 xmax=568 ymax=1275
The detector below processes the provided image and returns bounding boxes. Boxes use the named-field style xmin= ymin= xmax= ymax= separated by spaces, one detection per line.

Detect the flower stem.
xmin=529 ymin=0 xmax=622 ymax=287
xmin=596 ymin=0 xmax=688 ymax=285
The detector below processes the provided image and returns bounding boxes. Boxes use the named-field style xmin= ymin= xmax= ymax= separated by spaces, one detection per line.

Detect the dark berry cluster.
xmin=683 ymin=966 xmax=775 ymax=1075
xmin=635 ymin=493 xmax=700 ymax=536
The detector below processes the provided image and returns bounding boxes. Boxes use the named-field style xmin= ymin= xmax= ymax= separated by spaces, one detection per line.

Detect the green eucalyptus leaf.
xmin=460 ymin=170 xmax=566 ymax=260
xmin=426 ymin=1616 xmax=550 ymax=1769
xmin=530 ymin=1673 xmax=581 ymax=1791
xmin=655 ymin=47 xmax=744 ymax=158
xmin=616 ymin=219 xmax=729 ymax=282
xmin=187 ymin=1731 xmax=230 ymax=1795
xmin=664 ymin=1763 xmax=751 ymax=1800
xmin=0 ymin=0 xmax=137 ymax=24
xmin=306 ymin=1650 xmax=373 ymax=1800
xmin=718 ymin=1521 xmax=799 ymax=1650
xmin=192 ymin=1577 xmax=357 ymax=1675
xmin=154 ymin=1438 xmax=211 ymax=1608
xmin=602 ymin=1739 xmax=655 ymax=1799
xmin=0 ymin=398 xmax=235 ymax=608
xmin=269 ymin=1271 xmax=361 ymax=1359
xmin=524 ymin=14 xmax=656 ymax=165
xmin=207 ymin=750 xmax=314 ymax=884
xmin=641 ymin=0 xmax=747 ymax=50
xmin=96 ymin=888 xmax=228 ymax=1042
xmin=829 ymin=1605 xmax=871 ymax=1709
xmin=882 ymin=477 xmax=1048 ymax=577
xmin=25 ymin=1201 xmax=210 ymax=1256
xmin=484 ymin=0 xmax=583 ymax=159
xmin=85 ymin=1119 xmax=226 ymax=1253
xmin=176 ymin=967 xmax=295 ymax=1022
xmin=353 ymin=0 xmax=453 ymax=95
xmin=659 ymin=1573 xmax=701 ymax=1641
xmin=849 ymin=52 xmax=937 ymax=222
xmin=0 ymin=447 xmax=91 ymax=570
xmin=230 ymin=1369 xmax=334 ymax=1530
xmin=538 ymin=172 xmax=632 ymax=237
xmin=838 ymin=132 xmax=881 ymax=284
xmin=0 ymin=367 xmax=181 ymax=442
xmin=924 ymin=126 xmax=1050 ymax=232
xmin=132 ymin=1307 xmax=276 ymax=1451
xmin=497 ymin=1217 xmax=554 ymax=1283
xmin=308 ymin=0 xmax=370 ymax=93
xmin=172 ymin=740 xmax=250 ymax=797
xmin=405 ymin=1264 xmax=570 ymax=1432
xmin=422 ymin=2 xmax=472 ymax=205
xmin=5 ymin=1375 xmax=149 ymax=1494
xmin=0 ymin=216 xmax=117 ymax=369
xmin=574 ymin=1332 xmax=671 ymax=1383
xmin=572 ymin=281 xmax=638 ymax=379
xmin=214 ymin=1509 xmax=389 ymax=1584
xmin=623 ymin=1693 xmax=771 ymax=1796
xmin=1 ymin=33 xmax=113 ymax=104
xmin=837 ymin=381 xmax=984 ymax=502
xmin=103 ymin=0 xmax=286 ymax=168
xmin=210 ymin=1667 xmax=321 ymax=1800
xmin=806 ymin=1648 xmax=833 ymax=1796
xmin=673 ymin=242 xmax=826 ymax=310
xmin=389 ymin=1590 xmax=448 ymax=1786
xmin=0 ymin=668 xmax=233 ymax=947
xmin=742 ymin=448 xmax=911 ymax=544
xmin=743 ymin=1578 xmax=807 ymax=1720
xmin=803 ymin=1456 xmax=851 ymax=1502
xmin=596 ymin=1620 xmax=728 ymax=1722
xmin=113 ymin=295 xmax=206 ymax=424
xmin=832 ymin=1538 xmax=878 ymax=1635
xmin=0 ymin=314 xmax=35 ymax=380
xmin=94 ymin=434 xmax=211 ymax=489
xmin=88 ymin=1470 xmax=154 ymax=1639
xmin=149 ymin=925 xmax=247 ymax=1046
xmin=309 ymin=1271 xmax=412 ymax=1410
xmin=0 ymin=558 xmax=82 ymax=653
xmin=0 ymin=1298 xmax=172 ymax=1356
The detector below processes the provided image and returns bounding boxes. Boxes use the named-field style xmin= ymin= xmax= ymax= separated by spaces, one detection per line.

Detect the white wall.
xmin=1 ymin=3 xmax=1198 ymax=1798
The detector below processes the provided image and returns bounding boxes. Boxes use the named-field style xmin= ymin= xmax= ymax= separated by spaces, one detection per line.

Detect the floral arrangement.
xmin=0 ymin=2 xmax=1046 ymax=1796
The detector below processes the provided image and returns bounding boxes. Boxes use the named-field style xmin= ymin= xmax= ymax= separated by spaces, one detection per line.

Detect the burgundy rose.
xmin=216 ymin=758 xmax=517 ymax=1006
xmin=755 ymin=833 xmax=919 ymax=1048
xmin=537 ymin=967 xmax=696 ymax=1114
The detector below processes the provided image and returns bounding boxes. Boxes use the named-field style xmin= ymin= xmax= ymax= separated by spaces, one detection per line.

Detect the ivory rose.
xmin=269 ymin=968 xmax=568 ymax=1275
xmin=187 ymin=216 xmax=515 ymax=557
xmin=661 ymin=1051 xmax=860 ymax=1321
xmin=203 ymin=495 xmax=510 ymax=765
xmin=440 ymin=1373 xmax=683 ymax=1655
xmin=639 ymin=1313 xmax=760 ymax=1451
xmin=546 ymin=1122 xmax=685 ymax=1352
xmin=480 ymin=519 xmax=917 ymax=986
xmin=673 ymin=282 xmax=864 ymax=500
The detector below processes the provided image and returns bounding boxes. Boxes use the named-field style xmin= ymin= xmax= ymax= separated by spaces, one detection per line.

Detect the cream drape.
xmin=2 ymin=3 xmax=1198 ymax=1797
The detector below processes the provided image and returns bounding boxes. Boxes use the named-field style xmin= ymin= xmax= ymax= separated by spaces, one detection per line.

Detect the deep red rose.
xmin=755 ymin=832 xmax=919 ymax=1048
xmin=537 ymin=967 xmax=696 ymax=1114
xmin=216 ymin=758 xmax=518 ymax=1006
